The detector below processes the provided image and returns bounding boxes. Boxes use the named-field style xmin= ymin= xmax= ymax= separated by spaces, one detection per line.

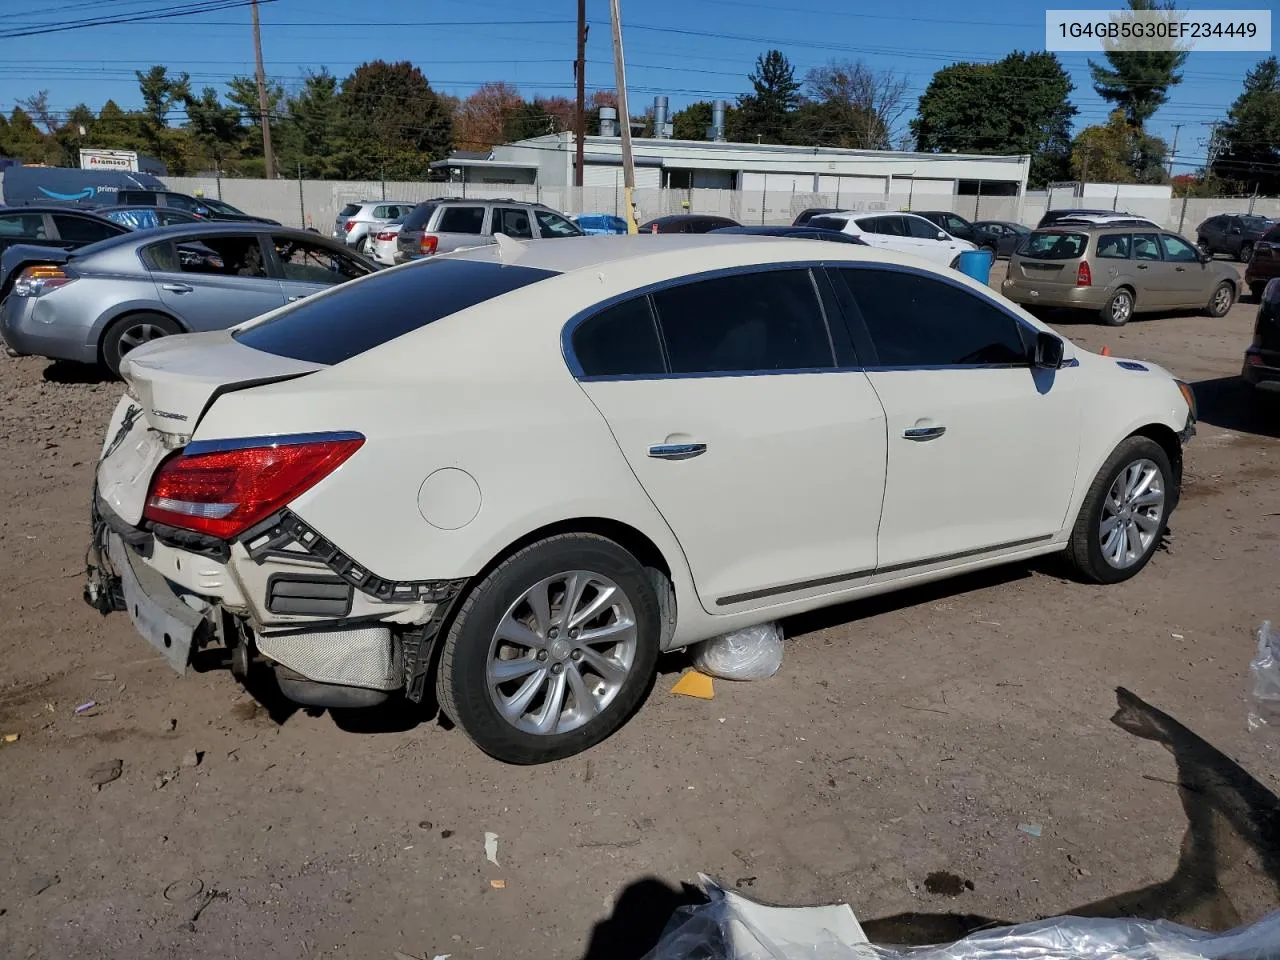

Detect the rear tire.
xmin=1250 ymin=283 xmax=1265 ymax=302
xmin=101 ymin=312 xmax=181 ymax=377
xmin=1205 ymin=281 xmax=1234 ymax=318
xmin=1100 ymin=288 xmax=1134 ymax=326
xmin=1239 ymin=241 xmax=1255 ymax=263
xmin=1064 ymin=436 xmax=1172 ymax=585
xmin=1196 ymin=238 xmax=1210 ymax=256
xmin=436 ymin=534 xmax=661 ymax=764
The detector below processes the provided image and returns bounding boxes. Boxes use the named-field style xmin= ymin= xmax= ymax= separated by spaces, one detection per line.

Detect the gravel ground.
xmin=1 ymin=262 xmax=1278 ymax=960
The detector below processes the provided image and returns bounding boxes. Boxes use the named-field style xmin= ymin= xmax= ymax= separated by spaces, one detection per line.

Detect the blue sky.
xmin=0 ymin=0 xmax=1269 ymax=172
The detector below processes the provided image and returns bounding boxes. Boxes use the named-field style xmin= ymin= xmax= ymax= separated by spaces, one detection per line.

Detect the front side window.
xmin=942 ymin=214 xmax=971 ymax=238
xmin=492 ymin=207 xmax=534 ymax=239
xmin=906 ymin=216 xmax=941 ymax=240
xmin=52 ymin=215 xmax=120 ymax=244
xmin=534 ymin=210 xmax=582 ymax=238
xmin=1133 ymin=233 xmax=1162 ymax=261
xmin=650 ymin=269 xmax=833 ymax=375
xmin=272 ymin=235 xmax=371 ymax=285
xmin=1161 ymin=234 xmax=1199 ymax=262
xmin=437 ymin=206 xmax=485 ymax=234
xmin=235 ymin=259 xmax=557 ymax=365
xmin=164 ymin=194 xmax=205 ymax=213
xmin=1095 ymin=234 xmax=1132 ymax=259
xmin=572 ymin=296 xmax=666 ymax=377
xmin=837 ymin=268 xmax=1027 ymax=368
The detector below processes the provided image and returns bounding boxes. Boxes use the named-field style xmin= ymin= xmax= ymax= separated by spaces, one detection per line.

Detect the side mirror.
xmin=937 ymin=230 xmax=948 ymax=241
xmin=1034 ymin=331 xmax=1065 ymax=369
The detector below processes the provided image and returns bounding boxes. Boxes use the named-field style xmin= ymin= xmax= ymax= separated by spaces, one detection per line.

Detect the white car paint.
xmin=96 ymin=235 xmax=1194 ymax=755
xmin=370 ymin=222 xmax=402 ymax=266
xmin=812 ymin=211 xmax=976 ymax=267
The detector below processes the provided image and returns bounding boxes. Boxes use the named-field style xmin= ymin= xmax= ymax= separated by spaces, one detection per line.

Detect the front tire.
xmin=101 ymin=312 xmax=181 ymax=376
xmin=1205 ymin=281 xmax=1234 ymax=318
xmin=1064 ymin=436 xmax=1172 ymax=584
xmin=436 ymin=534 xmax=661 ymax=764
xmin=1100 ymin=288 xmax=1134 ymax=326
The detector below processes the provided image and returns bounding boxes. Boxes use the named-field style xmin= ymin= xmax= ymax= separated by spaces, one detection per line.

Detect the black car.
xmin=0 ymin=204 xmax=127 ymax=259
xmin=791 ymin=207 xmax=842 ymax=226
xmin=711 ymin=225 xmax=867 ymax=244
xmin=912 ymin=210 xmax=995 ymax=251
xmin=1242 ymin=278 xmax=1280 ymax=397
xmin=1196 ymin=213 xmax=1277 ymax=263
xmin=973 ymin=219 xmax=1031 ymax=258
xmin=93 ymin=205 xmax=203 ymax=230
xmin=112 ymin=189 xmax=279 ymax=225
xmin=639 ymin=214 xmax=740 ymax=234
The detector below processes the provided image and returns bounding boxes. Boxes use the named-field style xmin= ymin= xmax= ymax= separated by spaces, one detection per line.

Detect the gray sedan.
xmin=0 ymin=222 xmax=376 ymax=374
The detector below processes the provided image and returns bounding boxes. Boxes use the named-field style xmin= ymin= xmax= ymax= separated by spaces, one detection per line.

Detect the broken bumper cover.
xmin=108 ymin=532 xmax=209 ymax=674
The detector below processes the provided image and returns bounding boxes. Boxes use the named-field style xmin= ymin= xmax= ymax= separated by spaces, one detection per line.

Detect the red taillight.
xmin=376 ymin=231 xmax=397 ymax=242
xmin=419 ymin=235 xmax=439 ymax=255
xmin=1076 ymin=261 xmax=1092 ymax=287
xmin=343 ymin=221 xmax=358 ymax=232
xmin=143 ymin=436 xmax=364 ymax=539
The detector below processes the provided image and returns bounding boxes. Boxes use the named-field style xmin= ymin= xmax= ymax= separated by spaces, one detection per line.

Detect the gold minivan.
xmin=1003 ymin=221 xmax=1240 ymax=326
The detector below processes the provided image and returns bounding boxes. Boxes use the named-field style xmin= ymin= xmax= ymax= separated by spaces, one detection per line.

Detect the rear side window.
xmin=147 ymin=235 xmax=267 ymax=277
xmin=572 ymin=297 xmax=666 ymax=377
xmin=52 ymin=215 xmax=121 ymax=244
xmin=1021 ymin=231 xmax=1086 ymax=260
xmin=837 ymin=268 xmax=1027 ymax=368
xmin=235 ymin=259 xmax=558 ymax=365
xmin=650 ymin=268 xmax=834 ymax=374
xmin=438 ymin=206 xmax=485 ymax=234
xmin=808 ymin=216 xmax=847 ymax=232
xmin=0 ymin=212 xmax=46 ymax=238
xmin=339 ymin=203 xmax=362 ymax=217
xmin=1095 ymin=234 xmax=1132 ymax=259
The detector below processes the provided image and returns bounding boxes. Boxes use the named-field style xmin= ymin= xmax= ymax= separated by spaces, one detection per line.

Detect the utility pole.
xmin=609 ymin=0 xmax=637 ymax=233
xmin=1167 ymin=123 xmax=1184 ymax=178
xmin=574 ymin=0 xmax=586 ymax=191
xmin=251 ymin=0 xmax=276 ymax=179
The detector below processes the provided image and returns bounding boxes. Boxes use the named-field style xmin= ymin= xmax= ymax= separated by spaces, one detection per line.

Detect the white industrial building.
xmin=431 ymin=98 xmax=1031 ymax=206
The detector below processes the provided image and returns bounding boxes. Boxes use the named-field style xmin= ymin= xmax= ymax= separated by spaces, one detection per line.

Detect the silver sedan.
xmin=0 ymin=222 xmax=376 ymax=375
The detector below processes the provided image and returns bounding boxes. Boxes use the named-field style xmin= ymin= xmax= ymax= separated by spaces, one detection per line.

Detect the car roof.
xmin=0 ymin=204 xmax=116 ymax=218
xmin=1044 ymin=215 xmax=1161 ymax=228
xmin=70 ymin=220 xmax=337 ymax=256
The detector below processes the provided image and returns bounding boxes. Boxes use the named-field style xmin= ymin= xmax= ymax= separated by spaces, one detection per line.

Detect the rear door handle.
xmin=904 ymin=426 xmax=946 ymax=441
xmin=1175 ymin=266 xmax=1186 ymax=272
xmin=287 ymin=294 xmax=307 ymax=301
xmin=1136 ymin=264 xmax=1149 ymax=270
xmin=647 ymin=442 xmax=706 ymax=460
xmin=162 ymin=282 xmax=193 ymax=293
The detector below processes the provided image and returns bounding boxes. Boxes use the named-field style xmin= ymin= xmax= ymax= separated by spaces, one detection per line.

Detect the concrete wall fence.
xmin=4 ymin=170 xmax=1276 ymax=235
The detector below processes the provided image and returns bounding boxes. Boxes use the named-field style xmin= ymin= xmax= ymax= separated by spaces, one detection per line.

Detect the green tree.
xmin=1212 ymin=56 xmax=1280 ymax=194
xmin=338 ymin=60 xmax=452 ymax=178
xmin=503 ymin=100 xmax=556 ymax=142
xmin=184 ymin=86 xmax=243 ymax=172
xmin=94 ymin=99 xmax=145 ymax=151
xmin=1089 ymin=0 xmax=1188 ymax=128
xmin=226 ymin=74 xmax=285 ymax=175
xmin=52 ymin=103 xmax=96 ymax=165
xmin=278 ymin=69 xmax=344 ymax=178
xmin=671 ymin=100 xmax=714 ymax=141
xmin=4 ymin=107 xmax=57 ymax=163
xmin=1071 ymin=109 xmax=1168 ymax=183
xmin=134 ymin=65 xmax=192 ymax=172
xmin=912 ymin=51 xmax=1077 ymax=187
xmin=735 ymin=50 xmax=801 ymax=144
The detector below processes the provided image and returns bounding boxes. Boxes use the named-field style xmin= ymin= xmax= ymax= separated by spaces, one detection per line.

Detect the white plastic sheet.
xmin=692 ymin=623 xmax=785 ymax=681
xmin=642 ymin=876 xmax=1280 ymax=960
xmin=1248 ymin=620 xmax=1280 ymax=733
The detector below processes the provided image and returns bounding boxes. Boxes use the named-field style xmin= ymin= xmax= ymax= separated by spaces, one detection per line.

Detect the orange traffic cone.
xmin=1100 ymin=345 xmax=1111 ymax=356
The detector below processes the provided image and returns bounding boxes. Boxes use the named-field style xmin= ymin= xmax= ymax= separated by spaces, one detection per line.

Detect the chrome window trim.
xmin=561 ymin=261 xmax=842 ymax=381
xmin=184 ymin=430 xmax=364 ymax=457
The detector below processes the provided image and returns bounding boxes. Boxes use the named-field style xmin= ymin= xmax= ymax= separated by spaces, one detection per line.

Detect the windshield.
xmin=201 ymin=198 xmax=246 ymax=216
xmin=1021 ymin=231 xmax=1088 ymax=260
xmin=1241 ymin=215 xmax=1274 ymax=228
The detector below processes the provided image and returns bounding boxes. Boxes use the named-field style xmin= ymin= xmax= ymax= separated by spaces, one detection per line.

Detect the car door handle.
xmin=647 ymin=442 xmax=706 ymax=460
xmin=1174 ymin=266 xmax=1186 ymax=272
xmin=287 ymin=294 xmax=307 ymax=301
xmin=1136 ymin=264 xmax=1149 ymax=269
xmin=162 ymin=282 xmax=193 ymax=293
xmin=903 ymin=426 xmax=946 ymax=441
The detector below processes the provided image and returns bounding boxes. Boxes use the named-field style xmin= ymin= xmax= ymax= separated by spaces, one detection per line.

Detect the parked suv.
xmin=1244 ymin=224 xmax=1280 ymax=300
xmin=333 ymin=201 xmax=417 ymax=253
xmin=396 ymin=199 xmax=582 ymax=262
xmin=1003 ymin=225 xmax=1239 ymax=326
xmin=1243 ymin=277 xmax=1280 ymax=396
xmin=1196 ymin=213 xmax=1276 ymax=263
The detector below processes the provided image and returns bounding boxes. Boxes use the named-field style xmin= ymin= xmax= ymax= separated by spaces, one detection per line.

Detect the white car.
xmin=86 ymin=235 xmax=1196 ymax=763
xmin=369 ymin=219 xmax=403 ymax=266
xmin=808 ymin=211 xmax=976 ymax=267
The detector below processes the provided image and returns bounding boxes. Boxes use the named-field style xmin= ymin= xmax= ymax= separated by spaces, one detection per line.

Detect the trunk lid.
xmin=100 ymin=333 xmax=325 ymax=525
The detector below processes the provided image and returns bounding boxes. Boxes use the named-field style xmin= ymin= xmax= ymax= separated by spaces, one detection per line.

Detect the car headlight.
xmin=1174 ymin=379 xmax=1197 ymax=419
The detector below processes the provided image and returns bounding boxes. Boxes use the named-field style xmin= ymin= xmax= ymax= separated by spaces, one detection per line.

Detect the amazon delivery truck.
xmin=0 ymin=167 xmax=166 ymax=207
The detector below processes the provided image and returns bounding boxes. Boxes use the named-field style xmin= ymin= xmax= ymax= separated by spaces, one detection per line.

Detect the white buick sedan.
xmin=87 ymin=235 xmax=1196 ymax=763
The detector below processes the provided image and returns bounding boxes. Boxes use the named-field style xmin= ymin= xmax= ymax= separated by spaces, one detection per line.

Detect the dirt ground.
xmin=2 ymin=262 xmax=1278 ymax=960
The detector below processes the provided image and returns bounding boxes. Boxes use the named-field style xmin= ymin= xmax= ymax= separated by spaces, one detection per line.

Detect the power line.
xmin=0 ymin=0 xmax=280 ymax=40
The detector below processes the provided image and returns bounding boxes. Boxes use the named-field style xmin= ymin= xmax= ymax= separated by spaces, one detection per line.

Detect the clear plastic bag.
xmin=1249 ymin=620 xmax=1280 ymax=733
xmin=643 ymin=876 xmax=1280 ymax=960
xmin=692 ymin=623 xmax=784 ymax=681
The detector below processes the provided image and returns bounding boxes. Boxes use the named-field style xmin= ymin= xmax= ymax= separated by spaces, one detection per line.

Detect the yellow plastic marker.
xmin=671 ymin=670 xmax=715 ymax=700
xmin=490 ymin=879 xmax=506 ymax=889
xmin=3 ymin=733 xmax=18 ymax=743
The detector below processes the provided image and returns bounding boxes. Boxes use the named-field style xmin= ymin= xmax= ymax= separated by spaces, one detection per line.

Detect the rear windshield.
xmin=401 ymin=202 xmax=439 ymax=230
xmin=234 ymin=258 xmax=558 ymax=365
xmin=1021 ymin=231 xmax=1088 ymax=260
xmin=338 ymin=203 xmax=362 ymax=217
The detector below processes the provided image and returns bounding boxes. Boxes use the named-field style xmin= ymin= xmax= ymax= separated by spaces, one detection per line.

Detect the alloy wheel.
xmin=1211 ymin=284 xmax=1233 ymax=316
xmin=1111 ymin=291 xmax=1133 ymax=324
xmin=1099 ymin=458 xmax=1165 ymax=569
xmin=117 ymin=322 xmax=169 ymax=355
xmin=485 ymin=571 xmax=638 ymax=736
